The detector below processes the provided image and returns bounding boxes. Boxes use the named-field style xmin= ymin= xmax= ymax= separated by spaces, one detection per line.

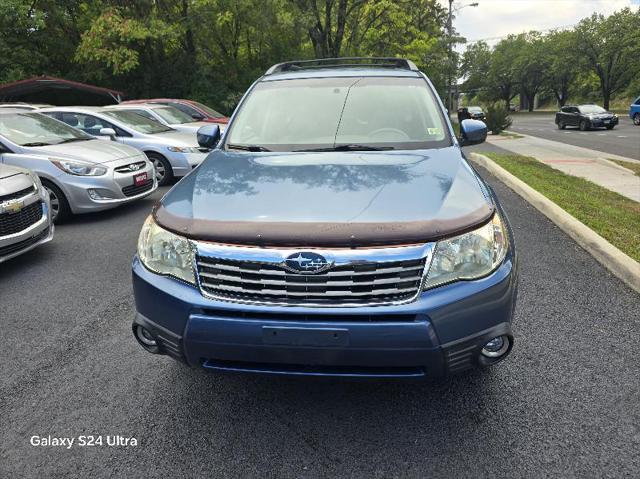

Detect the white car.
xmin=40 ymin=106 xmax=210 ymax=185
xmin=0 ymin=110 xmax=156 ymax=222
xmin=109 ymin=103 xmax=216 ymax=134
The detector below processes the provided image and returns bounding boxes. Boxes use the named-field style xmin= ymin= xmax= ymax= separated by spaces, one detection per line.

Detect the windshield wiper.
xmin=56 ymin=137 xmax=91 ymax=144
xmin=21 ymin=142 xmax=52 ymax=147
xmin=294 ymin=144 xmax=394 ymax=152
xmin=227 ymin=143 xmax=272 ymax=152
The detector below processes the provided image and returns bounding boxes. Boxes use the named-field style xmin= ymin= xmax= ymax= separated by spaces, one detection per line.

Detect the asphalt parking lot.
xmin=1 ymin=157 xmax=639 ymax=478
xmin=508 ymin=113 xmax=639 ymax=159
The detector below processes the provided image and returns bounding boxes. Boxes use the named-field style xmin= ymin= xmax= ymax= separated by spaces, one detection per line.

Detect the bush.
xmin=484 ymin=102 xmax=513 ymax=134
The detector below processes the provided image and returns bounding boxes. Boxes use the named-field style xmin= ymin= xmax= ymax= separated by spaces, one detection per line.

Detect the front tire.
xmin=605 ymin=125 xmax=615 ymax=130
xmin=557 ymin=120 xmax=565 ymax=130
xmin=633 ymin=113 xmax=640 ymax=126
xmin=146 ymin=152 xmax=173 ymax=186
xmin=579 ymin=120 xmax=589 ymax=131
xmin=41 ymin=179 xmax=71 ymax=224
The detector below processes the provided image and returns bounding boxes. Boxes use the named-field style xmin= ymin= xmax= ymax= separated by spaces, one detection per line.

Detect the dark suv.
xmin=131 ymin=58 xmax=518 ymax=379
xmin=555 ymin=104 xmax=619 ymax=131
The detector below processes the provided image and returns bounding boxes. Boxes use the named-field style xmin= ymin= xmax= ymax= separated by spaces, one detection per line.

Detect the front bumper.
xmin=131 ymin=248 xmax=517 ymax=379
xmin=168 ymin=151 xmax=208 ymax=177
xmin=589 ymin=117 xmax=619 ymax=127
xmin=0 ymin=199 xmax=53 ymax=263
xmin=60 ymin=165 xmax=157 ymax=214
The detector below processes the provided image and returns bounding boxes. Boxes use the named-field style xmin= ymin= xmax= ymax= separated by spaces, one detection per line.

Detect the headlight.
xmin=423 ymin=214 xmax=508 ymax=290
xmin=137 ymin=215 xmax=195 ymax=284
xmin=50 ymin=158 xmax=107 ymax=176
xmin=167 ymin=146 xmax=201 ymax=153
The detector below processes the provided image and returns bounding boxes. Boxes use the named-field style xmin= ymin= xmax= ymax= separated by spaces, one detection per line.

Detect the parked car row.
xmin=0 ymin=100 xmax=222 ymax=263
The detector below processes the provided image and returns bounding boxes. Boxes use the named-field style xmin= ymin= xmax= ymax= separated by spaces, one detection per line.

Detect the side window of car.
xmin=561 ymin=107 xmax=570 ymax=113
xmin=170 ymin=102 xmax=198 ymax=117
xmin=129 ymin=109 xmax=156 ymax=121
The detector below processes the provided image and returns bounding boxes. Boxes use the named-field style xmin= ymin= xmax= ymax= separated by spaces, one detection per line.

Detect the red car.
xmin=120 ymin=99 xmax=229 ymax=126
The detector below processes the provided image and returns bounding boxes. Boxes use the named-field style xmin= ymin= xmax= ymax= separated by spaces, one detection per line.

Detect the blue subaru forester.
xmin=132 ymin=58 xmax=518 ymax=379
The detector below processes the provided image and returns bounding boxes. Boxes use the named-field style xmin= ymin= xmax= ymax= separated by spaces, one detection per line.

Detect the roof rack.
xmin=265 ymin=57 xmax=419 ymax=75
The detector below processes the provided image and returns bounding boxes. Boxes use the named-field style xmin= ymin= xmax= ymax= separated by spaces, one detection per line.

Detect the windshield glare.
xmin=192 ymin=101 xmax=224 ymax=118
xmin=103 ymin=110 xmax=172 ymax=134
xmin=0 ymin=112 xmax=92 ymax=146
xmin=226 ymin=77 xmax=449 ymax=151
xmin=579 ymin=105 xmax=606 ymax=114
xmin=153 ymin=106 xmax=196 ymax=124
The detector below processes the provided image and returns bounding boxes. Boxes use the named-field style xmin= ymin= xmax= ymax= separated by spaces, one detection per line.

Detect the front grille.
xmin=0 ymin=201 xmax=43 ymax=236
xmin=0 ymin=227 xmax=49 ymax=257
xmin=0 ymin=185 xmax=35 ymax=202
xmin=114 ymin=161 xmax=147 ymax=173
xmin=122 ymin=179 xmax=154 ymax=197
xmin=196 ymin=256 xmax=427 ymax=306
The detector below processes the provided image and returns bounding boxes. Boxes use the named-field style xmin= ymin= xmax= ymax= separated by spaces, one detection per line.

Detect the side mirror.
xmin=191 ymin=113 xmax=205 ymax=121
xmin=197 ymin=124 xmax=220 ymax=149
xmin=99 ymin=127 xmax=116 ymax=140
xmin=459 ymin=119 xmax=487 ymax=146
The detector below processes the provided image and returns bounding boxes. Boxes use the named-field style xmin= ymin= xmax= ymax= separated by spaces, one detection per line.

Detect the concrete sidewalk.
xmin=486 ymin=133 xmax=640 ymax=202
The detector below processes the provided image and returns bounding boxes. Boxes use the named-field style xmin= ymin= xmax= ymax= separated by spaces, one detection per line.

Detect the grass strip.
xmin=483 ymin=152 xmax=640 ymax=262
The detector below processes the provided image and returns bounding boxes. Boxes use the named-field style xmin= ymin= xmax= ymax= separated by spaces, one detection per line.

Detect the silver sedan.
xmin=0 ymin=111 xmax=157 ymax=222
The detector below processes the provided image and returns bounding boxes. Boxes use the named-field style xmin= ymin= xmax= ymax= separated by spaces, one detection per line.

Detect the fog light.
xmin=88 ymin=188 xmax=115 ymax=200
xmin=135 ymin=325 xmax=157 ymax=347
xmin=481 ymin=335 xmax=509 ymax=358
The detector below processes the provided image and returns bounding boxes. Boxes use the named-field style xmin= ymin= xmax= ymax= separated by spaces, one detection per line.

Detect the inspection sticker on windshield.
xmin=427 ymin=127 xmax=442 ymax=136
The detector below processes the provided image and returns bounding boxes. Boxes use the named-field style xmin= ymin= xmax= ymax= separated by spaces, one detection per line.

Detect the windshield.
xmin=468 ymin=107 xmax=483 ymax=113
xmin=226 ymin=76 xmax=450 ymax=152
xmin=102 ymin=110 xmax=172 ymax=134
xmin=191 ymin=101 xmax=224 ymax=118
xmin=0 ymin=112 xmax=92 ymax=146
xmin=579 ymin=105 xmax=606 ymax=114
xmin=152 ymin=106 xmax=196 ymax=124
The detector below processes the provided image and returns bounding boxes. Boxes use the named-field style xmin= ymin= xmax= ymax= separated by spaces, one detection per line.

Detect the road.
xmin=508 ymin=113 xmax=639 ymax=159
xmin=1 ymin=159 xmax=639 ymax=478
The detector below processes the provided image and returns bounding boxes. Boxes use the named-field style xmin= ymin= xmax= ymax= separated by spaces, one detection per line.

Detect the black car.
xmin=555 ymin=104 xmax=619 ymax=131
xmin=457 ymin=106 xmax=486 ymax=122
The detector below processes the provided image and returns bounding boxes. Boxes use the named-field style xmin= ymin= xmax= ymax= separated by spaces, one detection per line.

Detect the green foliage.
xmin=484 ymin=102 xmax=512 ymax=134
xmin=461 ymin=7 xmax=640 ymax=111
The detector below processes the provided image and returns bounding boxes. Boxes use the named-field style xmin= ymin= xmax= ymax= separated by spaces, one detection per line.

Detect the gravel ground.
xmin=1 ymin=153 xmax=639 ymax=478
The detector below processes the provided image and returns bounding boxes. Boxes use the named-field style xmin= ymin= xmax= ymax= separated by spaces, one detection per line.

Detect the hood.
xmin=0 ymin=163 xmax=29 ymax=180
xmin=26 ymin=139 xmax=142 ymax=164
xmin=150 ymin=129 xmax=200 ymax=147
xmin=0 ymin=165 xmax=33 ymax=196
xmin=154 ymin=147 xmax=494 ymax=247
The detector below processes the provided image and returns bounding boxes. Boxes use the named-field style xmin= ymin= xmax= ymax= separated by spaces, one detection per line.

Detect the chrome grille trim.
xmin=193 ymin=241 xmax=435 ymax=307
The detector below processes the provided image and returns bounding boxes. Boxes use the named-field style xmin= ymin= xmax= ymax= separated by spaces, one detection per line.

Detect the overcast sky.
xmin=441 ymin=0 xmax=640 ymax=51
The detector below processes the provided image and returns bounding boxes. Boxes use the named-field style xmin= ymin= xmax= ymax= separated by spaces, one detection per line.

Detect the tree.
xmin=574 ymin=8 xmax=640 ymax=110
xmin=460 ymin=41 xmax=492 ymax=98
xmin=543 ymin=30 xmax=580 ymax=107
xmin=515 ymin=32 xmax=549 ymax=112
xmin=485 ymin=35 xmax=522 ymax=106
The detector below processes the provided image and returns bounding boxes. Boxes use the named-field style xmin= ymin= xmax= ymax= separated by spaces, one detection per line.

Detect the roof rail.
xmin=265 ymin=57 xmax=419 ymax=75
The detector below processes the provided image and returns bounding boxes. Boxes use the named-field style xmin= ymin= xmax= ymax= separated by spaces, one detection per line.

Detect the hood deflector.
xmin=153 ymin=202 xmax=494 ymax=248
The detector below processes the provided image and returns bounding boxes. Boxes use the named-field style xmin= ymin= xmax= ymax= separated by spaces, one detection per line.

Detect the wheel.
xmin=605 ymin=124 xmax=614 ymax=130
xmin=41 ymin=179 xmax=71 ymax=224
xmin=557 ymin=121 xmax=565 ymax=130
xmin=579 ymin=120 xmax=588 ymax=131
xmin=633 ymin=113 xmax=640 ymax=126
xmin=146 ymin=152 xmax=173 ymax=186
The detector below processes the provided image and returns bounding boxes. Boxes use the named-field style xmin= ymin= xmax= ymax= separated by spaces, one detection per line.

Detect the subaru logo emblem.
xmin=284 ymin=252 xmax=331 ymax=274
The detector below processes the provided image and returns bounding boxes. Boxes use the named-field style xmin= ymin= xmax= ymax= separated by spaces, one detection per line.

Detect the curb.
xmin=469 ymin=152 xmax=640 ymax=294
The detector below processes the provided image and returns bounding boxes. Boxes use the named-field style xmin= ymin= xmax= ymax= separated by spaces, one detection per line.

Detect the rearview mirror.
xmin=99 ymin=127 xmax=116 ymax=140
xmin=197 ymin=124 xmax=220 ymax=149
xmin=459 ymin=119 xmax=487 ymax=146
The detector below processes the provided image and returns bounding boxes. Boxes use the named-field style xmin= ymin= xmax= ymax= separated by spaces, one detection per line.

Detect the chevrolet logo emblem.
xmin=4 ymin=200 xmax=24 ymax=214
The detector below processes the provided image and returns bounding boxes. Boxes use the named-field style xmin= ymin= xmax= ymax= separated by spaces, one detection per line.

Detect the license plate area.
xmin=134 ymin=172 xmax=148 ymax=186
xmin=262 ymin=326 xmax=349 ymax=347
